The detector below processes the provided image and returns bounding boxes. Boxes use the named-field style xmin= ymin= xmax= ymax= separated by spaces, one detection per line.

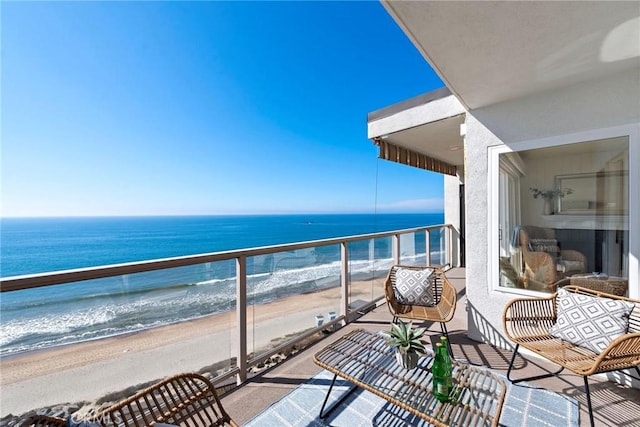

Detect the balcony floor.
xmin=221 ymin=268 xmax=640 ymax=427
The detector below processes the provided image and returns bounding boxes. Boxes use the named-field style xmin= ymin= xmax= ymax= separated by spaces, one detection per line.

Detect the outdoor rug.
xmin=244 ymin=369 xmax=579 ymax=426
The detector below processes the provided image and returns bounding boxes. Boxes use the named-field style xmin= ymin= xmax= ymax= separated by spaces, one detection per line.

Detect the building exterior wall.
xmin=444 ymin=170 xmax=463 ymax=267
xmin=464 ymin=67 xmax=640 ymax=345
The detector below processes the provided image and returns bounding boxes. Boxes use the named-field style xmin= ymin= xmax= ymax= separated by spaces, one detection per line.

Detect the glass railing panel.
xmin=0 ymin=260 xmax=236 ymax=412
xmin=399 ymin=231 xmax=428 ymax=266
xmin=245 ymin=244 xmax=341 ymax=362
xmin=347 ymin=237 xmax=392 ymax=312
xmin=428 ymin=227 xmax=447 ymax=266
xmin=1 ymin=221 xmax=452 ymax=415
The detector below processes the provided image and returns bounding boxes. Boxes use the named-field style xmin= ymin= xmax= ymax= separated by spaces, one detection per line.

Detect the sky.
xmin=1 ymin=1 xmax=445 ymax=217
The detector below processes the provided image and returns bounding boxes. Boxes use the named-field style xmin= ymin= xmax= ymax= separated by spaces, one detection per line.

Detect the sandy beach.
xmin=0 ymin=278 xmax=383 ymax=417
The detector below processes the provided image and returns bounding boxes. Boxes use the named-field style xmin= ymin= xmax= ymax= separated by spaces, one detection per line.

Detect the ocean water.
xmin=0 ymin=214 xmax=444 ymax=356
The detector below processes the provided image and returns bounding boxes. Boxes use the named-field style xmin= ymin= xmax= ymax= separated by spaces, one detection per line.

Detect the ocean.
xmin=0 ymin=214 xmax=443 ymax=356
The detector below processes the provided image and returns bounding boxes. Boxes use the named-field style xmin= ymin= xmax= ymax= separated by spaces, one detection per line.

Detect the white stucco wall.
xmin=444 ymin=172 xmax=463 ymax=267
xmin=464 ymin=67 xmax=640 ymax=345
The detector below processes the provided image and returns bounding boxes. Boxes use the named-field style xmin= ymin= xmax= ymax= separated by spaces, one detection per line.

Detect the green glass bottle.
xmin=432 ymin=342 xmax=451 ymax=402
xmin=440 ymin=336 xmax=453 ymax=372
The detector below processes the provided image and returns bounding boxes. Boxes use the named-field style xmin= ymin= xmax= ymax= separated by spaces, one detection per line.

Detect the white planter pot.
xmin=395 ymin=350 xmax=419 ymax=370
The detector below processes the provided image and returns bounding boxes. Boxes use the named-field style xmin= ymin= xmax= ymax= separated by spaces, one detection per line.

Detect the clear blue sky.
xmin=2 ymin=1 xmax=445 ymax=217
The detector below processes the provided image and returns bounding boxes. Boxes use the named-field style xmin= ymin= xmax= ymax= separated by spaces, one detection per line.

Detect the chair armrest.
xmin=503 ymin=294 xmax=557 ymax=341
xmin=434 ymin=271 xmax=457 ymax=322
xmin=588 ymin=332 xmax=640 ymax=376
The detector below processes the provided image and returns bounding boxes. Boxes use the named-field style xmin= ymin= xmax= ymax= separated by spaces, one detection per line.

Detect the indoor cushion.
xmin=549 ymin=289 xmax=635 ymax=353
xmin=557 ymin=260 xmax=585 ymax=273
xmin=529 ymin=238 xmax=560 ymax=259
xmin=392 ymin=267 xmax=435 ymax=306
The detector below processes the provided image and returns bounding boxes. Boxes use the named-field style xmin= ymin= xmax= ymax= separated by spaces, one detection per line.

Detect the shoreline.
xmin=0 ymin=278 xmax=382 ymax=417
xmin=0 ymin=309 xmax=234 ymax=385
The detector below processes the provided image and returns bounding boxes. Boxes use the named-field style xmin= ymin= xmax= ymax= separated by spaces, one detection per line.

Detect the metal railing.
xmin=1 ymin=224 xmax=454 ymax=388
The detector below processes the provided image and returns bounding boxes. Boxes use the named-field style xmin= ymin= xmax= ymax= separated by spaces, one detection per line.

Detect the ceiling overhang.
xmin=368 ymin=1 xmax=638 ymax=174
xmin=381 ymin=1 xmax=640 ymax=110
xmin=367 ymin=88 xmax=466 ymax=173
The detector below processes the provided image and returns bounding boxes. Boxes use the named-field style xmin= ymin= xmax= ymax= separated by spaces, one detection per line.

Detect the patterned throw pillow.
xmin=549 ymin=289 xmax=635 ymax=353
xmin=392 ymin=267 xmax=435 ymax=306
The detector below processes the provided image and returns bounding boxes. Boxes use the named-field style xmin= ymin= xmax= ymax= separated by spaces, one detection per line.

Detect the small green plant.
xmin=529 ymin=187 xmax=573 ymax=200
xmin=387 ymin=320 xmax=427 ymax=355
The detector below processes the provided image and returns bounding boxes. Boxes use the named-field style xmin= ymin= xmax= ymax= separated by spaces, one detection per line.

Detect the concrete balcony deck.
xmin=221 ymin=268 xmax=640 ymax=427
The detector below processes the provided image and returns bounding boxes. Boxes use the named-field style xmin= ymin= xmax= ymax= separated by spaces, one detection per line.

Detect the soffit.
xmin=382 ymin=1 xmax=640 ymax=110
xmin=381 ymin=114 xmax=465 ymax=167
xmin=367 ymin=89 xmax=466 ymax=169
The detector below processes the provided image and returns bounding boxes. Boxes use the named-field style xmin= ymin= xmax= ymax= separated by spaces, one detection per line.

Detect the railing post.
xmin=340 ymin=242 xmax=350 ymax=324
xmin=425 ymin=229 xmax=431 ymax=266
xmin=393 ymin=234 xmax=400 ymax=265
xmin=447 ymin=225 xmax=452 ymax=268
xmin=236 ymin=256 xmax=247 ymax=385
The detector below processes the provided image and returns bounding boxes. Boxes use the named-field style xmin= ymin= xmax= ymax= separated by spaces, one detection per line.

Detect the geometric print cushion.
xmin=392 ymin=267 xmax=435 ymax=306
xmin=549 ymin=289 xmax=635 ymax=354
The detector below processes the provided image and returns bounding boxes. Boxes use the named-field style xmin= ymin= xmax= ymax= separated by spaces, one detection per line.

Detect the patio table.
xmin=313 ymin=329 xmax=505 ymax=427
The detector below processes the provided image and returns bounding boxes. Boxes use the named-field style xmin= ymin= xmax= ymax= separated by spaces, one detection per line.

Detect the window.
xmin=497 ymin=137 xmax=629 ymax=295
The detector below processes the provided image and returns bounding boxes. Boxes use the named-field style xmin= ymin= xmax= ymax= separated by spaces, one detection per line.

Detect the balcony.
xmin=215 ymin=268 xmax=640 ymax=427
xmin=1 ymin=225 xmax=639 ymax=426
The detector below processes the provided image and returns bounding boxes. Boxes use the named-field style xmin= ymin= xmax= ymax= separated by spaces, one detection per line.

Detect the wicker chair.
xmin=516 ymin=226 xmax=587 ymax=291
xmin=503 ymin=286 xmax=640 ymax=427
xmin=384 ymin=265 xmax=457 ymax=357
xmin=24 ymin=372 xmax=238 ymax=427
xmin=22 ymin=415 xmax=66 ymax=427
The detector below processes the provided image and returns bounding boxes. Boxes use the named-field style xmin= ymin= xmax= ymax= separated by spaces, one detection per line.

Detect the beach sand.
xmin=0 ymin=278 xmax=384 ymax=417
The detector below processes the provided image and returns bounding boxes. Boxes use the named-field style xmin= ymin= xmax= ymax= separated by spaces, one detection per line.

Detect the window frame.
xmin=488 ymin=124 xmax=639 ymax=298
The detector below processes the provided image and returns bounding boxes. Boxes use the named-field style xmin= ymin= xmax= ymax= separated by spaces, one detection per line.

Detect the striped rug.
xmin=245 ymin=369 xmax=578 ymax=426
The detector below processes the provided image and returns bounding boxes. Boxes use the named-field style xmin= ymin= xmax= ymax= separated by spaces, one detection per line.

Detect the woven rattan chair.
xmin=503 ymin=286 xmax=640 ymax=427
xmin=384 ymin=265 xmax=457 ymax=357
xmin=516 ymin=226 xmax=587 ymax=290
xmin=24 ymin=372 xmax=237 ymax=427
xmin=23 ymin=415 xmax=66 ymax=427
xmin=555 ymin=275 xmax=628 ymax=296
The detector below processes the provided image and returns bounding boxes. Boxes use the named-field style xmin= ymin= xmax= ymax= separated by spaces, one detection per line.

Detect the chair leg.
xmin=581 ymin=367 xmax=639 ymax=427
xmin=439 ymin=322 xmax=455 ymax=359
xmin=506 ymin=343 xmax=564 ymax=384
xmin=506 ymin=344 xmax=520 ymax=381
xmin=392 ymin=316 xmax=399 ymax=324
xmin=584 ymin=376 xmax=595 ymax=427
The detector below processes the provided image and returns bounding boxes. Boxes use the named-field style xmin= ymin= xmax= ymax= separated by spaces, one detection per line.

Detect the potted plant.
xmin=529 ymin=187 xmax=573 ymax=215
xmin=387 ymin=320 xmax=427 ymax=370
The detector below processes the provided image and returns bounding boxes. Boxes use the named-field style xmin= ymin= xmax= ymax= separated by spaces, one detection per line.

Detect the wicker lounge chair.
xmin=24 ymin=372 xmax=238 ymax=427
xmin=503 ymin=286 xmax=640 ymax=427
xmin=384 ymin=265 xmax=457 ymax=357
xmin=515 ymin=225 xmax=588 ymax=291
